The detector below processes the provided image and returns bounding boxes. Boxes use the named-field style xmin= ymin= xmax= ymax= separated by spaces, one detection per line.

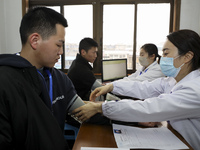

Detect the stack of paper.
xmin=112 ymin=124 xmax=189 ymax=149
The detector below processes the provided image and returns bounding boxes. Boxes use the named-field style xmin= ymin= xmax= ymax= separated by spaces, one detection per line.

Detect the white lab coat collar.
xmin=141 ymin=61 xmax=157 ymax=71
xmin=170 ymin=70 xmax=200 ymax=93
xmin=176 ymin=70 xmax=200 ymax=86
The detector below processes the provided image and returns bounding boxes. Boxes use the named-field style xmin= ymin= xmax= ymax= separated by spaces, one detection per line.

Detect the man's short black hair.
xmin=20 ymin=7 xmax=68 ymax=45
xmin=79 ymin=38 xmax=98 ymax=54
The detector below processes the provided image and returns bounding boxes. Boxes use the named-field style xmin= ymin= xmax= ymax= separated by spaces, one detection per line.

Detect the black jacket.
xmin=67 ymin=54 xmax=96 ymax=100
xmin=0 ymin=54 xmax=76 ymax=150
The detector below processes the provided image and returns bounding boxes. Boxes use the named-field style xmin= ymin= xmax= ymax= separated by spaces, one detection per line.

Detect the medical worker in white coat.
xmin=73 ymin=29 xmax=200 ymax=150
xmin=121 ymin=43 xmax=165 ymax=82
xmin=106 ymin=43 xmax=165 ymax=101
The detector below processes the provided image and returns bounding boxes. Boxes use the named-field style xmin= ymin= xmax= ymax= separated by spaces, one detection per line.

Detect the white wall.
xmin=180 ymin=0 xmax=200 ymax=34
xmin=0 ymin=0 xmax=22 ymax=54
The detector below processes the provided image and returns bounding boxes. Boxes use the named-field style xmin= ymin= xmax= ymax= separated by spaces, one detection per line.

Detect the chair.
xmin=64 ymin=123 xmax=79 ymax=140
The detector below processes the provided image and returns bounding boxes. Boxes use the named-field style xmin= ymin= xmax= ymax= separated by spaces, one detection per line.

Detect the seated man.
xmin=67 ymin=38 xmax=109 ymax=127
xmin=68 ymin=37 xmax=102 ymax=101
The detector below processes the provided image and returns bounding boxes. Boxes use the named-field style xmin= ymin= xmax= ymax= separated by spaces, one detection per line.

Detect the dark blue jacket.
xmin=0 ymin=54 xmax=76 ymax=150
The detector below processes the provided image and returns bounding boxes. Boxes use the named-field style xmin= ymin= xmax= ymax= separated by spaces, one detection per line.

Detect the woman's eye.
xmin=57 ymin=45 xmax=61 ymax=48
xmin=163 ymin=53 xmax=168 ymax=56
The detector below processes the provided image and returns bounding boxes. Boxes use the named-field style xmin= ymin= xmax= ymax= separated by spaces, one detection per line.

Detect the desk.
xmin=72 ymin=122 xmax=193 ymax=150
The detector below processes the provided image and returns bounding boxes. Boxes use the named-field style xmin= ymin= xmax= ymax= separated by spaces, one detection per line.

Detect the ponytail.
xmin=157 ymin=54 xmax=161 ymax=64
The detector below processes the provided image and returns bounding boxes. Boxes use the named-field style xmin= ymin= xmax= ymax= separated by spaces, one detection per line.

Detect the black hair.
xmin=167 ymin=29 xmax=200 ymax=71
xmin=79 ymin=38 xmax=98 ymax=54
xmin=20 ymin=6 xmax=68 ymax=45
xmin=141 ymin=43 xmax=161 ymax=64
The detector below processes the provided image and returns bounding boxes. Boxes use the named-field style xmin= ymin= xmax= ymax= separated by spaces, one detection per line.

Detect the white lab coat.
xmin=121 ymin=61 xmax=165 ymax=82
xmin=102 ymin=70 xmax=200 ymax=149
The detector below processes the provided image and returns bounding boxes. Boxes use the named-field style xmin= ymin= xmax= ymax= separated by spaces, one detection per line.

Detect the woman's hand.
xmin=71 ymin=102 xmax=103 ymax=123
xmin=90 ymin=84 xmax=114 ymax=101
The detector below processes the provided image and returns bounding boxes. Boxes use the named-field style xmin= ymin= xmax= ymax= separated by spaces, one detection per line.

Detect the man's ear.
xmin=184 ymin=51 xmax=194 ymax=64
xmin=29 ymin=33 xmax=40 ymax=50
xmin=81 ymin=49 xmax=86 ymax=56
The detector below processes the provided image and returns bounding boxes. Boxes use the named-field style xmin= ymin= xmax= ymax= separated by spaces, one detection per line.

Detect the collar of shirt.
xmin=139 ymin=61 xmax=157 ymax=75
xmin=76 ymin=53 xmax=93 ymax=70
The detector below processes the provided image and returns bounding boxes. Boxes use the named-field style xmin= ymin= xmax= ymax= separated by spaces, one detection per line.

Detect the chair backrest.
xmin=64 ymin=123 xmax=79 ymax=140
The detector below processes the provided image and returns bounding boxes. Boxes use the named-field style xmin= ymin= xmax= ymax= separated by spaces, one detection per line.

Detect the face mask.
xmin=160 ymin=56 xmax=184 ymax=77
xmin=139 ymin=57 xmax=149 ymax=67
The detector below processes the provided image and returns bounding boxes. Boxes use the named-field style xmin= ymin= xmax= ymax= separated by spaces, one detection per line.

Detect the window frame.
xmin=22 ymin=0 xmax=181 ymax=74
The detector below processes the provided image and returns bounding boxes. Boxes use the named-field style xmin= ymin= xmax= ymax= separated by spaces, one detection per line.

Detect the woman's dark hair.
xmin=20 ymin=7 xmax=68 ymax=45
xmin=141 ymin=43 xmax=161 ymax=64
xmin=167 ymin=29 xmax=200 ymax=71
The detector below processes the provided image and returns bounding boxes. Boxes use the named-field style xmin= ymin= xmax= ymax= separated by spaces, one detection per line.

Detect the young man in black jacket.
xmin=0 ymin=7 xmax=80 ymax=150
xmin=68 ymin=38 xmax=102 ymax=100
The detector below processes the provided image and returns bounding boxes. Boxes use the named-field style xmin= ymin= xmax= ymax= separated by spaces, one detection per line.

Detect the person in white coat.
xmin=121 ymin=43 xmax=165 ymax=82
xmin=72 ymin=29 xmax=200 ymax=150
xmin=105 ymin=43 xmax=165 ymax=103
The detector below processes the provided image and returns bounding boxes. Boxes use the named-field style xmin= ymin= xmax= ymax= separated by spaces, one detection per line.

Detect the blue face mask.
xmin=160 ymin=56 xmax=184 ymax=77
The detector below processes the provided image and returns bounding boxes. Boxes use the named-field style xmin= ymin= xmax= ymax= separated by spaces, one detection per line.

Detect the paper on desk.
xmin=81 ymin=147 xmax=129 ymax=150
xmin=112 ymin=123 xmax=189 ymax=149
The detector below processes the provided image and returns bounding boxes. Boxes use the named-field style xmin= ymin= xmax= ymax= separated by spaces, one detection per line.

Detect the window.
xmin=47 ymin=5 xmax=93 ymax=69
xmin=136 ymin=3 xmax=170 ymax=69
xmin=64 ymin=5 xmax=93 ymax=69
xmin=103 ymin=4 xmax=134 ymax=69
xmin=27 ymin=0 xmax=179 ymax=74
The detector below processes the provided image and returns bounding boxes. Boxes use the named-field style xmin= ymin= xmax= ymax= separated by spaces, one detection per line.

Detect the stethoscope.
xmin=37 ymin=69 xmax=53 ymax=105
